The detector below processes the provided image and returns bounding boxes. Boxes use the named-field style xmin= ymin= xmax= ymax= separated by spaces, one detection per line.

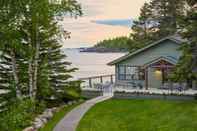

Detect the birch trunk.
xmin=28 ymin=58 xmax=34 ymax=98
xmin=10 ymin=50 xmax=22 ymax=99
xmin=32 ymin=18 xmax=40 ymax=99
xmin=32 ymin=40 xmax=40 ymax=99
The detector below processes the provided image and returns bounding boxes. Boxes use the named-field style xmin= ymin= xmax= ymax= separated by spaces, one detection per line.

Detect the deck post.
xmin=89 ymin=78 xmax=92 ymax=88
xmin=145 ymin=67 xmax=148 ymax=90
xmin=110 ymin=75 xmax=113 ymax=84
xmin=100 ymin=76 xmax=103 ymax=83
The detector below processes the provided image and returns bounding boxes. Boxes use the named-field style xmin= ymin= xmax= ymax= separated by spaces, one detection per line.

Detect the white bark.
xmin=28 ymin=58 xmax=34 ymax=98
xmin=32 ymin=18 xmax=40 ymax=99
xmin=33 ymin=40 xmax=40 ymax=99
xmin=10 ymin=50 xmax=22 ymax=99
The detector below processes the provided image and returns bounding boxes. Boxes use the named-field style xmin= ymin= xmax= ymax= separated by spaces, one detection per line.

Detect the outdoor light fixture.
xmin=155 ymin=70 xmax=162 ymax=75
xmin=154 ymin=69 xmax=162 ymax=80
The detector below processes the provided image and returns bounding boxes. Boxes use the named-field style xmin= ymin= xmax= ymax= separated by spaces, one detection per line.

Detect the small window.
xmin=126 ymin=66 xmax=133 ymax=75
xmin=118 ymin=65 xmax=136 ymax=80
xmin=119 ymin=66 xmax=125 ymax=74
xmin=119 ymin=74 xmax=126 ymax=80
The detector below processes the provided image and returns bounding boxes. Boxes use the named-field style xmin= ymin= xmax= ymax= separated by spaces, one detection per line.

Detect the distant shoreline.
xmin=78 ymin=47 xmax=128 ymax=53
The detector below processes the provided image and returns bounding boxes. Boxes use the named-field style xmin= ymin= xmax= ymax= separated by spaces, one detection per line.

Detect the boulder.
xmin=68 ymin=101 xmax=73 ymax=105
xmin=42 ymin=110 xmax=53 ymax=120
xmin=41 ymin=117 xmax=48 ymax=124
xmin=33 ymin=118 xmax=43 ymax=129
xmin=23 ymin=127 xmax=35 ymax=131
xmin=78 ymin=99 xmax=84 ymax=102
xmin=72 ymin=100 xmax=77 ymax=104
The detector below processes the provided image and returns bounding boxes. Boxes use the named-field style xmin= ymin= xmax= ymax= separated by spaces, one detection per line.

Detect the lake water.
xmin=64 ymin=49 xmax=126 ymax=80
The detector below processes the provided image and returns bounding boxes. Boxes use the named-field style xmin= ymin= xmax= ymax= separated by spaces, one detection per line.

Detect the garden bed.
xmin=113 ymin=91 xmax=196 ymax=100
xmin=81 ymin=90 xmax=103 ymax=98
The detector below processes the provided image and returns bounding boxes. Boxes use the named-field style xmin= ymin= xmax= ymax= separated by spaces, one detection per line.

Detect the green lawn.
xmin=39 ymin=102 xmax=83 ymax=131
xmin=77 ymin=99 xmax=197 ymax=131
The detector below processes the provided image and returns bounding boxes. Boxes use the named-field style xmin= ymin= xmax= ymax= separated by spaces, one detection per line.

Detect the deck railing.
xmin=79 ymin=74 xmax=115 ymax=90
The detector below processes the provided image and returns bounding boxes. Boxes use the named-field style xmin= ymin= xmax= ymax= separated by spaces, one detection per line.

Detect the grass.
xmin=77 ymin=99 xmax=197 ymax=131
xmin=39 ymin=102 xmax=83 ymax=131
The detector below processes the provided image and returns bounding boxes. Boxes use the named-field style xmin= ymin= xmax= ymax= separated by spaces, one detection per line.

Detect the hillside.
xmin=93 ymin=37 xmax=133 ymax=52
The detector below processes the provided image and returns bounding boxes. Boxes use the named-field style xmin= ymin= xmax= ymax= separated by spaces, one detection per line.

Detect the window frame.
xmin=118 ymin=65 xmax=135 ymax=80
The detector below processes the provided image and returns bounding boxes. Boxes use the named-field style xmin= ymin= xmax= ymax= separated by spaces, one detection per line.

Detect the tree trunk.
xmin=32 ymin=18 xmax=40 ymax=99
xmin=10 ymin=50 xmax=22 ymax=99
xmin=28 ymin=58 xmax=34 ymax=98
xmin=33 ymin=40 xmax=40 ymax=99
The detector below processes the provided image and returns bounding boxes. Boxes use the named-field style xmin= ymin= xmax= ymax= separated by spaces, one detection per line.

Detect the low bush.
xmin=0 ymin=99 xmax=44 ymax=131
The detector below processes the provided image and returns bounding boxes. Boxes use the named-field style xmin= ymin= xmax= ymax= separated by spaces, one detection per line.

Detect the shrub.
xmin=0 ymin=99 xmax=37 ymax=131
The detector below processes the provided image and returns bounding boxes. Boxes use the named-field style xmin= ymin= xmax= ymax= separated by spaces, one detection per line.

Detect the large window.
xmin=118 ymin=65 xmax=137 ymax=80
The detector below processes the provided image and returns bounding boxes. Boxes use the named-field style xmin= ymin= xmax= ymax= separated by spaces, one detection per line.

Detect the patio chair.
xmin=173 ymin=83 xmax=183 ymax=92
xmin=182 ymin=83 xmax=188 ymax=91
xmin=159 ymin=83 xmax=170 ymax=90
xmin=137 ymin=83 xmax=143 ymax=90
xmin=127 ymin=81 xmax=137 ymax=89
xmin=94 ymin=83 xmax=103 ymax=90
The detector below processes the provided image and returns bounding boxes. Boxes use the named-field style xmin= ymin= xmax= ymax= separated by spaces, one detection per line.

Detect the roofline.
xmin=107 ymin=36 xmax=183 ymax=66
xmin=143 ymin=56 xmax=177 ymax=68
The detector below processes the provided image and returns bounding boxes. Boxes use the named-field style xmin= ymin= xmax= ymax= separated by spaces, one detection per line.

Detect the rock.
xmin=33 ymin=118 xmax=43 ymax=129
xmin=78 ymin=99 xmax=84 ymax=102
xmin=72 ymin=100 xmax=77 ymax=104
xmin=41 ymin=117 xmax=47 ymax=124
xmin=23 ymin=127 xmax=35 ymax=131
xmin=51 ymin=107 xmax=58 ymax=113
xmin=42 ymin=110 xmax=53 ymax=120
xmin=68 ymin=101 xmax=73 ymax=105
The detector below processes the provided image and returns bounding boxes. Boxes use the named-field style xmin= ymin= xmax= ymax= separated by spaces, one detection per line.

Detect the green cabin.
xmin=108 ymin=36 xmax=183 ymax=89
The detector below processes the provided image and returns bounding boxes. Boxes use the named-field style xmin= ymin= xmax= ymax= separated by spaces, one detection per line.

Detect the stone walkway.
xmin=53 ymin=95 xmax=112 ymax=131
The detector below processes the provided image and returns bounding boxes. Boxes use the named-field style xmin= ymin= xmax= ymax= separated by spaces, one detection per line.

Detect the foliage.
xmin=0 ymin=0 xmax=82 ymax=110
xmin=77 ymin=99 xmax=197 ymax=131
xmin=0 ymin=99 xmax=37 ymax=131
xmin=94 ymin=36 xmax=135 ymax=52
xmin=130 ymin=0 xmax=185 ymax=48
xmin=0 ymin=0 xmax=83 ymax=128
xmin=171 ymin=1 xmax=197 ymax=85
xmin=99 ymin=0 xmax=187 ymax=53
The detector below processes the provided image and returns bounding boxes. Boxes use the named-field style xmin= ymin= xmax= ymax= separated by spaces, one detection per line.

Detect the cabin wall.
xmin=114 ymin=40 xmax=182 ymax=88
xmin=119 ymin=40 xmax=181 ymax=66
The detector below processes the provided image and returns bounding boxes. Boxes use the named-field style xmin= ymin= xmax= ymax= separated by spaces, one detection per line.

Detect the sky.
xmin=61 ymin=0 xmax=149 ymax=48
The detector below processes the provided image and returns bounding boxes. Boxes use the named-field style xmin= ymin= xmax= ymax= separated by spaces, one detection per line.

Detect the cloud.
xmin=91 ymin=19 xmax=133 ymax=27
xmin=62 ymin=0 xmax=149 ymax=48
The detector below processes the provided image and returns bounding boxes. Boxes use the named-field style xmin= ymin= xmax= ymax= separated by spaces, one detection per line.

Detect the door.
xmin=148 ymin=68 xmax=162 ymax=88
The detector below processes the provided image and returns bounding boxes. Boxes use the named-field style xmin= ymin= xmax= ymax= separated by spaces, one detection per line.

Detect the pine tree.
xmin=18 ymin=0 xmax=82 ymax=100
xmin=149 ymin=0 xmax=185 ymax=38
xmin=36 ymin=22 xmax=78 ymax=101
xmin=0 ymin=1 xmax=26 ymax=110
xmin=0 ymin=0 xmax=82 ymax=107
xmin=172 ymin=0 xmax=197 ymax=87
xmin=130 ymin=0 xmax=185 ymax=50
xmin=130 ymin=2 xmax=154 ymax=48
xmin=0 ymin=54 xmax=15 ymax=111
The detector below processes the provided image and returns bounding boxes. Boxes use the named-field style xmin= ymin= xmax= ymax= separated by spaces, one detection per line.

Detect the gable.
xmin=108 ymin=37 xmax=183 ymax=66
xmin=143 ymin=56 xmax=177 ymax=69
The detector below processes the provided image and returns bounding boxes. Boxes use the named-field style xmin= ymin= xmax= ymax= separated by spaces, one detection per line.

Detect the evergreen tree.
xmin=94 ymin=36 xmax=134 ymax=52
xmin=149 ymin=0 xmax=185 ymax=38
xmin=16 ymin=0 xmax=82 ymax=100
xmin=130 ymin=0 xmax=185 ymax=49
xmin=172 ymin=0 xmax=197 ymax=87
xmin=130 ymin=2 xmax=154 ymax=48
xmin=37 ymin=22 xmax=78 ymax=101
xmin=0 ymin=0 xmax=82 ymax=108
